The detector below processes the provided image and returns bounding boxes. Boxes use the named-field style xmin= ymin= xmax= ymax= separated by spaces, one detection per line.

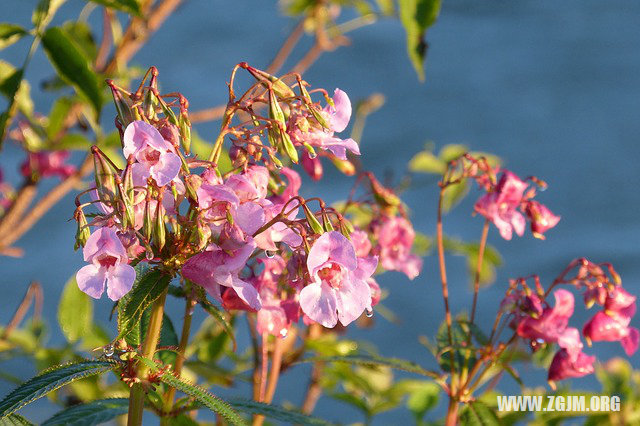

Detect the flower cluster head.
xmin=502 ymin=258 xmax=638 ymax=387
xmin=72 ymin=65 xmax=422 ymax=337
xmin=20 ymin=150 xmax=76 ymax=181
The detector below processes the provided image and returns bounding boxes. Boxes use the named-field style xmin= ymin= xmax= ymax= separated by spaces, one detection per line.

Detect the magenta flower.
xmin=21 ymin=151 xmax=76 ymax=180
xmin=474 ymin=171 xmax=528 ymax=240
xmin=123 ymin=120 xmax=181 ymax=186
xmin=301 ymin=151 xmax=323 ymax=181
xmin=374 ymin=216 xmax=422 ymax=280
xmin=583 ymin=311 xmax=639 ymax=355
xmin=181 ymin=240 xmax=261 ymax=310
xmin=524 ymin=200 xmax=560 ymax=239
xmin=288 ymin=89 xmax=360 ymax=160
xmin=299 ymin=231 xmax=376 ymax=328
xmin=516 ymin=289 xmax=574 ymax=343
xmin=548 ymin=348 xmax=595 ymax=382
xmin=75 ymin=227 xmax=136 ymax=301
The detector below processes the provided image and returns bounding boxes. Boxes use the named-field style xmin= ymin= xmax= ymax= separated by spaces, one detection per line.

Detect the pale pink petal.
xmin=299 ymin=282 xmax=338 ymax=328
xmin=511 ymin=211 xmax=526 ymax=237
xmin=123 ymin=121 xmax=172 ymax=159
xmin=323 ymin=137 xmax=360 ymax=160
xmin=106 ymin=264 xmax=136 ymax=301
xmin=231 ymin=275 xmax=262 ymax=310
xmin=621 ymin=328 xmax=639 ymax=356
xmin=399 ymin=254 xmax=422 ymax=280
xmin=335 ymin=278 xmax=371 ymax=326
xmin=76 ymin=264 xmax=106 ymax=299
xmin=307 ymin=231 xmax=358 ymax=276
xmin=235 ymin=202 xmax=266 ymax=235
xmin=150 ymin=151 xmax=181 ymax=186
xmin=327 ymin=89 xmax=352 ymax=132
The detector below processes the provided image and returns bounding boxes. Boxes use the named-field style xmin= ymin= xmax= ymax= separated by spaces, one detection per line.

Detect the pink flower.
xmin=288 ymin=89 xmax=360 ymax=160
xmin=548 ymin=348 xmax=595 ymax=382
xmin=583 ymin=312 xmax=639 ymax=355
xmin=516 ymin=289 xmax=574 ymax=344
xmin=21 ymin=151 xmax=76 ymax=180
xmin=123 ymin=121 xmax=181 ymax=186
xmin=181 ymin=240 xmax=262 ymax=310
xmin=524 ymin=200 xmax=560 ymax=239
xmin=299 ymin=231 xmax=376 ymax=328
xmin=474 ymin=171 xmax=527 ymax=240
xmin=253 ymin=202 xmax=302 ymax=251
xmin=76 ymin=227 xmax=136 ymax=301
xmin=301 ymin=151 xmax=323 ymax=181
xmin=374 ymin=216 xmax=422 ymax=280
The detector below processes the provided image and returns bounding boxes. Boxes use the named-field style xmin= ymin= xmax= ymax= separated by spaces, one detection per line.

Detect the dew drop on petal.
xmin=145 ymin=248 xmax=154 ymax=260
xmin=265 ymin=250 xmax=275 ymax=258
xmin=365 ymin=308 xmax=374 ymax=318
xmin=279 ymin=328 xmax=288 ymax=338
xmin=275 ymin=163 xmax=283 ymax=170
xmin=308 ymin=152 xmax=317 ymax=159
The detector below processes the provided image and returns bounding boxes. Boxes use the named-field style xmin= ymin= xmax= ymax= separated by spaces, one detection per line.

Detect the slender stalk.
xmin=253 ymin=337 xmax=284 ymax=426
xmin=301 ymin=323 xmax=323 ymax=414
xmin=436 ymin=187 xmax=457 ymax=394
xmin=127 ymin=287 xmax=168 ymax=426
xmin=258 ymin=332 xmax=269 ymax=402
xmin=470 ymin=220 xmax=490 ymax=324
xmin=160 ymin=294 xmax=196 ymax=424
xmin=446 ymin=398 xmax=459 ymax=426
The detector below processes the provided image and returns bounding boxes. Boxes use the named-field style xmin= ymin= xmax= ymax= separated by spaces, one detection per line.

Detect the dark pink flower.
xmin=21 ymin=151 xmax=76 ymax=180
xmin=76 ymin=227 xmax=136 ymax=301
xmin=181 ymin=240 xmax=261 ymax=310
xmin=301 ymin=151 xmax=323 ymax=181
xmin=299 ymin=231 xmax=376 ymax=328
xmin=524 ymin=200 xmax=560 ymax=239
xmin=516 ymin=289 xmax=574 ymax=343
xmin=374 ymin=216 xmax=422 ymax=280
xmin=474 ymin=171 xmax=527 ymax=240
xmin=548 ymin=348 xmax=595 ymax=382
xmin=123 ymin=121 xmax=181 ymax=186
xmin=583 ymin=311 xmax=639 ymax=356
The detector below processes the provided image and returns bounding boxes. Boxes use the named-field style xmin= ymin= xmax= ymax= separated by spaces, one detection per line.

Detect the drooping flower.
xmin=474 ymin=171 xmax=528 ymax=240
xmin=374 ymin=216 xmax=422 ymax=280
xmin=76 ymin=227 xmax=136 ymax=301
xmin=299 ymin=231 xmax=376 ymax=328
xmin=516 ymin=289 xmax=575 ymax=344
xmin=288 ymin=89 xmax=360 ymax=160
xmin=21 ymin=151 xmax=76 ymax=180
xmin=181 ymin=239 xmax=261 ymax=310
xmin=524 ymin=200 xmax=560 ymax=239
xmin=123 ymin=120 xmax=181 ymax=186
xmin=547 ymin=348 xmax=595 ymax=382
xmin=301 ymin=151 xmax=323 ymax=181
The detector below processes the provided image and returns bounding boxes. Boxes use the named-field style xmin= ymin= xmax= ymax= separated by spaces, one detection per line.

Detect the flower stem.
xmin=446 ymin=398 xmax=459 ymax=426
xmin=253 ymin=336 xmax=284 ymax=426
xmin=160 ymin=293 xmax=196 ymax=424
xmin=437 ymin=187 xmax=457 ymax=395
xmin=127 ymin=287 xmax=168 ymax=426
xmin=470 ymin=220 xmax=490 ymax=325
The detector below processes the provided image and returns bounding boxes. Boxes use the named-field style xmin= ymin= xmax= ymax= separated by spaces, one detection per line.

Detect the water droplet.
xmin=265 ymin=250 xmax=275 ymax=258
xmin=145 ymin=249 xmax=154 ymax=260
xmin=275 ymin=163 xmax=283 ymax=170
xmin=279 ymin=328 xmax=288 ymax=338
xmin=103 ymin=344 xmax=114 ymax=357
xmin=308 ymin=152 xmax=317 ymax=159
xmin=187 ymin=305 xmax=195 ymax=316
xmin=365 ymin=308 xmax=374 ymax=318
xmin=539 ymin=185 xmax=547 ymax=192
xmin=536 ymin=338 xmax=545 ymax=344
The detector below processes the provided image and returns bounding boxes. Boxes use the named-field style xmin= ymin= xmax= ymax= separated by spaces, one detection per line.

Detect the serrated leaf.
xmin=299 ymin=355 xmax=440 ymax=379
xmin=199 ymin=299 xmax=237 ymax=352
xmin=41 ymin=27 xmax=102 ymax=118
xmin=0 ymin=361 xmax=116 ymax=418
xmin=83 ymin=0 xmax=142 ymax=16
xmin=461 ymin=400 xmax=500 ymax=426
xmin=0 ymin=414 xmax=33 ymax=426
xmin=117 ymin=269 xmax=171 ymax=341
xmin=138 ymin=357 xmax=246 ymax=426
xmin=41 ymin=398 xmax=128 ymax=426
xmin=58 ymin=276 xmax=93 ymax=343
xmin=0 ymin=24 xmax=27 ymax=50
xmin=228 ymin=399 xmax=333 ymax=425
xmin=398 ymin=0 xmax=441 ymax=81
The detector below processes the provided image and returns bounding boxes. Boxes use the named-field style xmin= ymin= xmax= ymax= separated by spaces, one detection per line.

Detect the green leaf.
xmin=0 ymin=63 xmax=26 ymax=146
xmin=406 ymin=381 xmax=440 ymax=421
xmin=228 ymin=399 xmax=334 ymax=425
xmin=199 ymin=298 xmax=237 ymax=352
xmin=41 ymin=27 xmax=102 ymax=118
xmin=436 ymin=318 xmax=476 ymax=373
xmin=0 ymin=414 xmax=33 ymax=426
xmin=0 ymin=24 xmax=27 ymax=50
xmin=41 ymin=398 xmax=128 ymax=425
xmin=61 ymin=22 xmax=97 ymax=61
xmin=117 ymin=268 xmax=171 ymax=341
xmin=33 ymin=0 xmax=67 ymax=31
xmin=83 ymin=0 xmax=142 ymax=16
xmin=460 ymin=401 xmax=500 ymax=426
xmin=58 ymin=276 xmax=93 ymax=343
xmin=138 ymin=357 xmax=246 ymax=426
xmin=0 ymin=361 xmax=116 ymax=418
xmin=398 ymin=0 xmax=441 ymax=81
xmin=299 ymin=355 xmax=440 ymax=379
xmin=409 ymin=150 xmax=445 ymax=174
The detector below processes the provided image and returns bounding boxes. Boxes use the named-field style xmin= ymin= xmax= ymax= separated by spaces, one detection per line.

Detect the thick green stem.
xmin=127 ymin=288 xmax=168 ymax=426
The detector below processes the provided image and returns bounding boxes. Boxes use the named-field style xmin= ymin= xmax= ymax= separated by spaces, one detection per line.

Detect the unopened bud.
xmin=297 ymin=79 xmax=330 ymax=129
xmin=268 ymin=89 xmax=298 ymax=163
xmin=107 ymin=80 xmax=134 ymax=127
xmin=302 ymin=204 xmax=324 ymax=235
xmin=143 ymin=199 xmax=154 ymax=241
xmin=74 ymin=209 xmax=91 ymax=250
xmin=143 ymin=89 xmax=157 ymax=120
xmin=241 ymin=63 xmax=296 ymax=98
xmin=322 ymin=212 xmax=334 ymax=232
xmin=92 ymin=146 xmax=119 ymax=204
xmin=179 ymin=113 xmax=191 ymax=155
xmin=367 ymin=172 xmax=401 ymax=207
xmin=330 ymin=156 xmax=356 ymax=176
xmin=154 ymin=199 xmax=166 ymax=251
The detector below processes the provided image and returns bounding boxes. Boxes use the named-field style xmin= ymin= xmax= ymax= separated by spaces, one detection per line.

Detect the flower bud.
xmin=322 ymin=212 xmax=334 ymax=232
xmin=143 ymin=89 xmax=158 ymax=120
xmin=303 ymin=204 xmax=324 ymax=235
xmin=91 ymin=146 xmax=119 ymax=204
xmin=74 ymin=209 xmax=91 ymax=250
xmin=297 ymin=79 xmax=330 ymax=129
xmin=154 ymin=199 xmax=167 ymax=251
xmin=143 ymin=199 xmax=154 ymax=241
xmin=179 ymin=113 xmax=192 ymax=155
xmin=330 ymin=156 xmax=356 ymax=176
xmin=241 ymin=63 xmax=296 ymax=98
xmin=107 ymin=80 xmax=134 ymax=127
xmin=268 ymin=89 xmax=298 ymax=163
xmin=367 ymin=172 xmax=401 ymax=207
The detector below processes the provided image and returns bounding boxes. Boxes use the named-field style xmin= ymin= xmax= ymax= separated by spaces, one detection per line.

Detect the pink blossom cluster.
xmin=502 ymin=259 xmax=638 ymax=385
xmin=73 ymin=68 xmax=423 ymax=336
xmin=474 ymin=170 xmax=560 ymax=240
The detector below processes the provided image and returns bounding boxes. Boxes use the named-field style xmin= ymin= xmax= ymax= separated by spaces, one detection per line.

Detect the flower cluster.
xmin=73 ymin=66 xmax=423 ymax=335
xmin=501 ymin=258 xmax=638 ymax=386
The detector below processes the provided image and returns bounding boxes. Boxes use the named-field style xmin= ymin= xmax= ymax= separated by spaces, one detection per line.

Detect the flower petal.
xmin=151 ymin=152 xmax=181 ymax=186
xmin=231 ymin=275 xmax=262 ymax=310
xmin=299 ymin=282 xmax=338 ymax=328
xmin=76 ymin=264 xmax=106 ymax=299
xmin=106 ymin=264 xmax=136 ymax=301
xmin=335 ymin=278 xmax=371 ymax=326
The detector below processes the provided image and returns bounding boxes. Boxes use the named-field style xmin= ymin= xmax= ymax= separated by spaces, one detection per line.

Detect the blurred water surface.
xmin=1 ymin=0 xmax=639 ymax=423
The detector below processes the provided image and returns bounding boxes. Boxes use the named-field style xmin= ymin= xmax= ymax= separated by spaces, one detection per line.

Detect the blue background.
xmin=1 ymin=0 xmax=639 ymax=423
